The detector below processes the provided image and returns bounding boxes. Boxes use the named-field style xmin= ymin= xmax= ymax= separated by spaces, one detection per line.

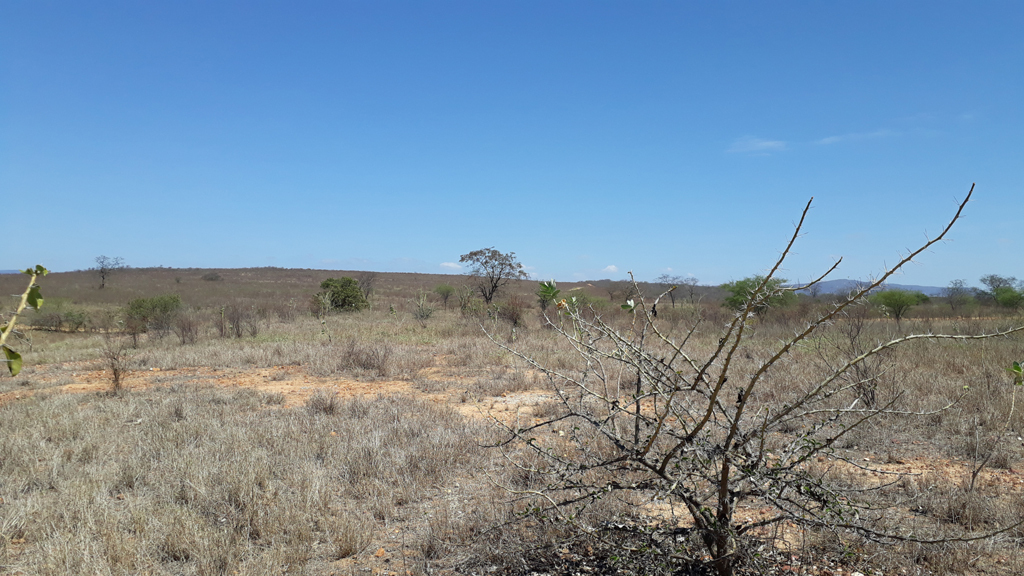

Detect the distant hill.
xmin=0 ymin=270 xmax=19 ymax=274
xmin=793 ymin=279 xmax=946 ymax=297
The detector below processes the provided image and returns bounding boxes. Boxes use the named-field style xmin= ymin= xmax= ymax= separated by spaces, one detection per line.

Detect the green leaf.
xmin=538 ymin=280 xmax=560 ymax=302
xmin=1010 ymin=361 xmax=1024 ymax=385
xmin=22 ymin=265 xmax=49 ymax=276
xmin=621 ymin=299 xmax=635 ymax=312
xmin=3 ymin=345 xmax=23 ymax=376
xmin=26 ymin=285 xmax=43 ymax=310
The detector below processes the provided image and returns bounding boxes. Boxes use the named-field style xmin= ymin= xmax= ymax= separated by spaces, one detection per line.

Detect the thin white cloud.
xmin=602 ymin=265 xmax=618 ymax=273
xmin=815 ymin=129 xmax=894 ymax=145
xmin=439 ymin=262 xmax=461 ymax=271
xmin=728 ymin=136 xmax=786 ymax=154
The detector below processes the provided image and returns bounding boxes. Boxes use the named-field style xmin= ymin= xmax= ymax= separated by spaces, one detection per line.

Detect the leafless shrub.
xmin=244 ymin=307 xmax=262 ymax=338
xmin=491 ymin=186 xmax=1024 ymax=576
xmin=342 ymin=338 xmax=395 ymax=377
xmin=226 ymin=305 xmax=244 ymax=338
xmin=357 ymin=272 xmax=377 ymax=302
xmin=271 ymin=300 xmax=298 ymax=322
xmin=102 ymin=333 xmax=132 ymax=393
xmin=816 ymin=300 xmax=894 ymax=409
xmin=496 ymin=294 xmax=529 ymax=328
xmin=173 ymin=309 xmax=201 ymax=345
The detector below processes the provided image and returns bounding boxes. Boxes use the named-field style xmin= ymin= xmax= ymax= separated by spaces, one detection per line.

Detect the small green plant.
xmin=1 ymin=265 xmax=48 ymax=376
xmin=536 ymin=280 xmax=559 ymax=311
xmin=1009 ymin=361 xmax=1024 ymax=386
xmin=412 ymin=292 xmax=436 ymax=327
xmin=433 ymin=284 xmax=455 ymax=310
xmin=457 ymin=285 xmax=476 ymax=314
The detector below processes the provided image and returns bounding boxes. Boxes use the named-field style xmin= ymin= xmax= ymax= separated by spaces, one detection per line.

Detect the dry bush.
xmin=496 ymin=294 xmax=529 ymax=328
xmin=173 ymin=309 xmax=201 ymax=345
xmin=490 ymin=189 xmax=1024 ymax=576
xmin=305 ymin=388 xmax=340 ymax=415
xmin=101 ymin=333 xmax=132 ymax=393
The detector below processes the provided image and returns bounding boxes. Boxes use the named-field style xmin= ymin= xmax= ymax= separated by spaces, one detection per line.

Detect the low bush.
xmin=319 ymin=277 xmax=367 ymax=311
xmin=125 ymin=294 xmax=182 ymax=340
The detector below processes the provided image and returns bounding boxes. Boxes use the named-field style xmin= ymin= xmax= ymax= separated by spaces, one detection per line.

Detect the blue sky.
xmin=2 ymin=1 xmax=1021 ymax=287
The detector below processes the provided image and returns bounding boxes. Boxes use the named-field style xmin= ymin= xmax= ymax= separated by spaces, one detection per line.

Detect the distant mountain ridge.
xmin=0 ymin=270 xmax=20 ymax=274
xmin=792 ymin=279 xmax=946 ymax=297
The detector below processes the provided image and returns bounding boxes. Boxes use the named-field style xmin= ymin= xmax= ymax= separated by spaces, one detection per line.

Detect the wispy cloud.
xmin=728 ymin=136 xmax=786 ymax=154
xmin=439 ymin=262 xmax=461 ymax=271
xmin=602 ymin=265 xmax=618 ymax=273
xmin=815 ymin=129 xmax=894 ymax=145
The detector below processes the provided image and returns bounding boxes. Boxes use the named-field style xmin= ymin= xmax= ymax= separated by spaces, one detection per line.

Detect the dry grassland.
xmin=1 ymin=268 xmax=1022 ymax=575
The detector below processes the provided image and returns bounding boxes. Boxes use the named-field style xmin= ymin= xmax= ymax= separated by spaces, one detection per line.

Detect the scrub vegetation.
xmin=1 ymin=193 xmax=1023 ymax=575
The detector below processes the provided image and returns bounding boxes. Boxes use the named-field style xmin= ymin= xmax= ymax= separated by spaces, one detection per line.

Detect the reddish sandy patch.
xmin=0 ymin=362 xmax=556 ymax=422
xmin=0 ymin=364 xmax=415 ymax=408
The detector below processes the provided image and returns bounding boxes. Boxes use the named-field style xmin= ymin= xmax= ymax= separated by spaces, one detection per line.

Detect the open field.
xmin=2 ymin=268 xmax=1024 ymax=575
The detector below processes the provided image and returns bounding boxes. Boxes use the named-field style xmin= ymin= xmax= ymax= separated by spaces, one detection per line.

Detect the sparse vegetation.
xmin=0 ymin=203 xmax=1022 ymax=575
xmin=493 ymin=186 xmax=1024 ymax=576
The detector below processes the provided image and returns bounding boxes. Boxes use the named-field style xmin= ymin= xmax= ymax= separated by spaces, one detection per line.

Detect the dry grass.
xmin=1 ymin=267 xmax=1023 ymax=575
xmin=0 ymin=386 xmax=511 ymax=575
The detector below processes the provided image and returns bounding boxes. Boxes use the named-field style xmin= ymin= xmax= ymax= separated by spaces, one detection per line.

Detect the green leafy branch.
xmin=1009 ymin=361 xmax=1023 ymax=386
xmin=1 ymin=265 xmax=49 ymax=376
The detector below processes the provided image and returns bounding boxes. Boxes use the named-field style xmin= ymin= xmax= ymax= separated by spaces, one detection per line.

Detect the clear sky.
xmin=2 ymin=1 xmax=1021 ymax=287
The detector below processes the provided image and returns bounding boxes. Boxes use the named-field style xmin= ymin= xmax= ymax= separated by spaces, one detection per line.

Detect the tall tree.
xmin=943 ymin=279 xmax=973 ymax=312
xmin=721 ymin=275 xmax=794 ymax=313
xmin=93 ymin=256 xmax=126 ymax=289
xmin=869 ymin=289 xmax=929 ymax=326
xmin=459 ymin=248 xmax=528 ymax=304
